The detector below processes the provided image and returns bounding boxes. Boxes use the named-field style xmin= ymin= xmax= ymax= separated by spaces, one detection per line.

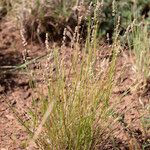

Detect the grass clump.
xmin=131 ymin=21 xmax=150 ymax=79
xmin=28 ymin=48 xmax=119 ymax=149
xmin=26 ymin=11 xmax=121 ymax=149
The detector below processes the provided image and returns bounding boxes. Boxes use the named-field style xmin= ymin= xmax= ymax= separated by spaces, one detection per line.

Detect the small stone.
xmin=11 ymin=100 xmax=17 ymax=106
xmin=5 ymin=114 xmax=14 ymax=120
xmin=1 ymin=148 xmax=8 ymax=150
xmin=21 ymin=92 xmax=31 ymax=100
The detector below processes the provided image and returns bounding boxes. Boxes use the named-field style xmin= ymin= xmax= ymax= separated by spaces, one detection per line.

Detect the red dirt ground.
xmin=0 ymin=16 xmax=149 ymax=150
xmin=0 ymin=17 xmax=47 ymax=149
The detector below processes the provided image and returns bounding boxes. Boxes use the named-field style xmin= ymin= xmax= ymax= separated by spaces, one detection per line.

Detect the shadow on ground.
xmin=0 ymin=51 xmax=22 ymax=92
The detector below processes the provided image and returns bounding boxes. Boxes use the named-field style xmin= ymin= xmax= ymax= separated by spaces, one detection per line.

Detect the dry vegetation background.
xmin=0 ymin=0 xmax=150 ymax=150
